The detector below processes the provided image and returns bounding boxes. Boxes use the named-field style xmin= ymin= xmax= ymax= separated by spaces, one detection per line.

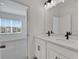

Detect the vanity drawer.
xmin=47 ymin=46 xmax=69 ymax=59
xmin=47 ymin=42 xmax=78 ymax=59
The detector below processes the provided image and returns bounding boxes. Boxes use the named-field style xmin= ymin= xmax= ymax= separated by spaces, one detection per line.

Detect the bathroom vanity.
xmin=35 ymin=35 xmax=78 ymax=59
xmin=39 ymin=0 xmax=78 ymax=59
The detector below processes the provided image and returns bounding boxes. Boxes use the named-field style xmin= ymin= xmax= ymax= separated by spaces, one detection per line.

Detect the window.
xmin=0 ymin=18 xmax=22 ymax=34
xmin=0 ymin=19 xmax=11 ymax=33
xmin=12 ymin=20 xmax=22 ymax=33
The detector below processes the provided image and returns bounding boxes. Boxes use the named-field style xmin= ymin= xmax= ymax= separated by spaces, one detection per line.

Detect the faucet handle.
xmin=46 ymin=31 xmax=50 ymax=36
xmin=51 ymin=30 xmax=54 ymax=34
xmin=68 ymin=32 xmax=72 ymax=35
xmin=34 ymin=57 xmax=38 ymax=59
xmin=65 ymin=32 xmax=68 ymax=36
xmin=65 ymin=32 xmax=71 ymax=35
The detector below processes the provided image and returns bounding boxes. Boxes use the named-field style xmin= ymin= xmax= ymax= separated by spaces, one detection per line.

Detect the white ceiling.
xmin=12 ymin=0 xmax=77 ymax=6
xmin=10 ymin=0 xmax=78 ymax=9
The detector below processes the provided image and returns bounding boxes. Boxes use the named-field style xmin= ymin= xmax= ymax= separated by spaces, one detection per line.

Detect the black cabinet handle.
xmin=55 ymin=57 xmax=61 ymax=59
xmin=55 ymin=57 xmax=58 ymax=59
xmin=38 ymin=45 xmax=40 ymax=51
xmin=0 ymin=45 xmax=6 ymax=48
xmin=34 ymin=57 xmax=38 ymax=59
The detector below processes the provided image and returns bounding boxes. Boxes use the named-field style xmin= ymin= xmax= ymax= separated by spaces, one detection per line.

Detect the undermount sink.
xmin=50 ymin=35 xmax=78 ymax=44
xmin=56 ymin=38 xmax=77 ymax=44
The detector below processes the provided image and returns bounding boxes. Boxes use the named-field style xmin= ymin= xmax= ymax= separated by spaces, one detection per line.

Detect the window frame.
xmin=0 ymin=17 xmax=23 ymax=34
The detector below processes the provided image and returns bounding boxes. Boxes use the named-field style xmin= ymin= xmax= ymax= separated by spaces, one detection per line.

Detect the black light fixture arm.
xmin=47 ymin=0 xmax=52 ymax=3
xmin=44 ymin=0 xmax=52 ymax=5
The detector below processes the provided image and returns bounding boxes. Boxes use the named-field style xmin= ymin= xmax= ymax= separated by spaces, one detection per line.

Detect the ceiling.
xmin=10 ymin=0 xmax=77 ymax=9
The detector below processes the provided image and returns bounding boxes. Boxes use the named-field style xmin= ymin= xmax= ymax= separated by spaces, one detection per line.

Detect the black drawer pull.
xmin=38 ymin=45 xmax=40 ymax=51
xmin=34 ymin=57 xmax=38 ymax=59
xmin=55 ymin=57 xmax=58 ymax=59
xmin=0 ymin=45 xmax=6 ymax=48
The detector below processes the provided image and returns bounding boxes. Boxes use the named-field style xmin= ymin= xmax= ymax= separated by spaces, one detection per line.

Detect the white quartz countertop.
xmin=35 ymin=35 xmax=78 ymax=51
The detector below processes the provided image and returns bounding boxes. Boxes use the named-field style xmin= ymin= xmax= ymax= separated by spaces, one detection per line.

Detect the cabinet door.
xmin=0 ymin=50 xmax=1 ymax=59
xmin=47 ymin=46 xmax=69 ymax=59
xmin=47 ymin=42 xmax=78 ymax=59
xmin=1 ymin=40 xmax=27 ymax=59
xmin=35 ymin=39 xmax=46 ymax=59
xmin=0 ymin=44 xmax=6 ymax=59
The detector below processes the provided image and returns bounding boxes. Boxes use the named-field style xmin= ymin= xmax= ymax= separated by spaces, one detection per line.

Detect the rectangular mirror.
xmin=52 ymin=16 xmax=60 ymax=34
xmin=52 ymin=15 xmax=72 ymax=35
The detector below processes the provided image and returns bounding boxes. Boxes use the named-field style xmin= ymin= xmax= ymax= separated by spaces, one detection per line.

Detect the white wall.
xmin=27 ymin=1 xmax=45 ymax=59
xmin=59 ymin=0 xmax=78 ymax=35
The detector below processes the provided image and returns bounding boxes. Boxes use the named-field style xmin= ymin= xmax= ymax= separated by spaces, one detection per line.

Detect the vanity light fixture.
xmin=44 ymin=0 xmax=64 ymax=9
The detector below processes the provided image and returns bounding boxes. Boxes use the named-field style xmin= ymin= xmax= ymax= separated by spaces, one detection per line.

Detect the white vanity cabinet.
xmin=47 ymin=43 xmax=78 ymax=59
xmin=35 ymin=37 xmax=78 ymax=59
xmin=47 ymin=47 xmax=68 ymax=59
xmin=35 ymin=38 xmax=46 ymax=59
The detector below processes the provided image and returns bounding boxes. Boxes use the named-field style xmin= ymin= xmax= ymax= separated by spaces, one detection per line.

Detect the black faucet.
xmin=65 ymin=32 xmax=72 ymax=40
xmin=46 ymin=31 xmax=50 ymax=36
xmin=51 ymin=30 xmax=54 ymax=34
